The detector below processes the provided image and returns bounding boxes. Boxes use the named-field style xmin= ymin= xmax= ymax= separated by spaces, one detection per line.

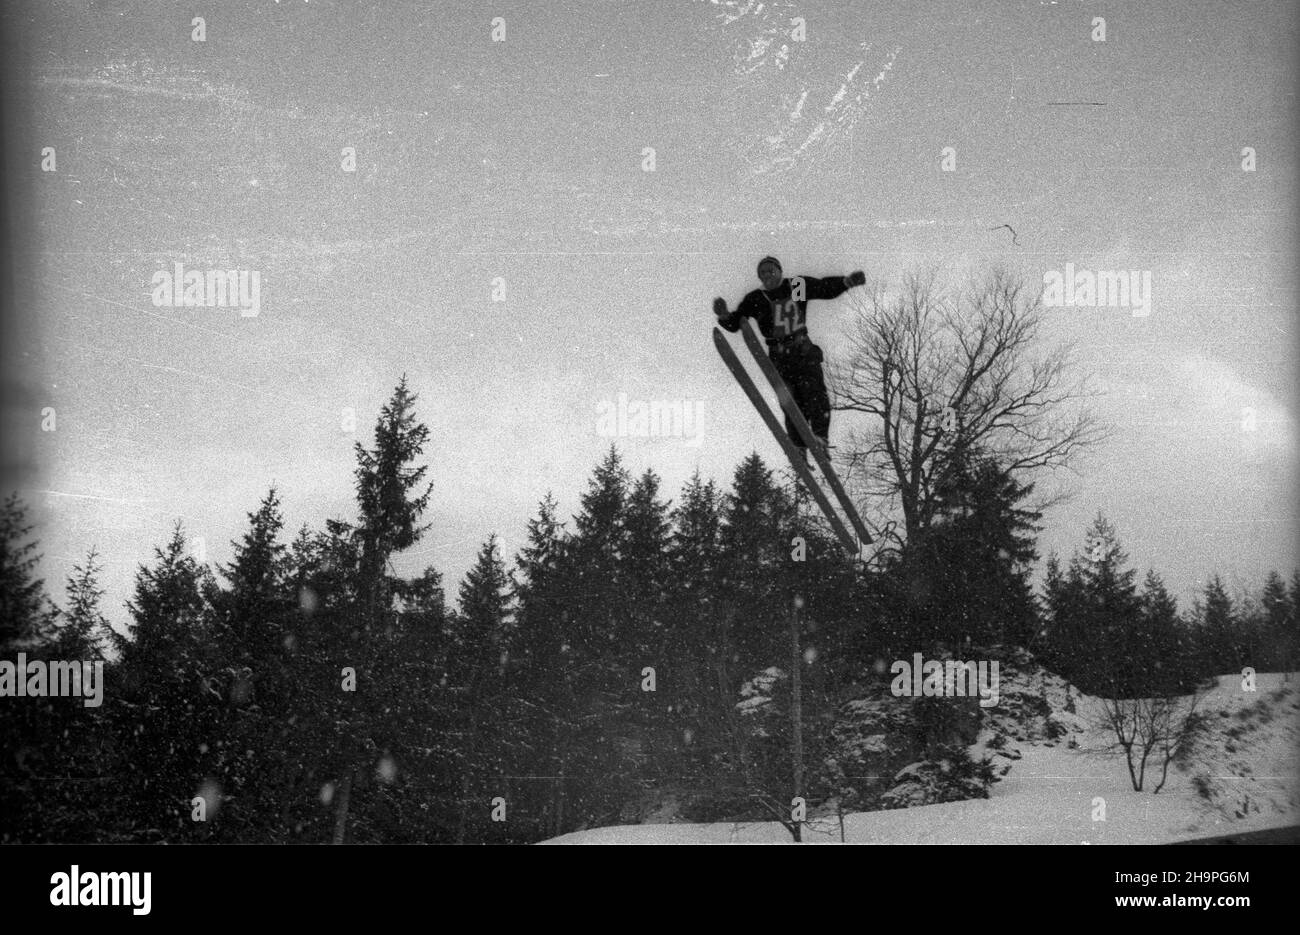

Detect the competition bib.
xmin=770 ymin=297 xmax=803 ymax=337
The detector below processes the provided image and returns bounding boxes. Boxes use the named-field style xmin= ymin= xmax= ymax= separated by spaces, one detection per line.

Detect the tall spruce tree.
xmin=114 ymin=522 xmax=220 ymax=837
xmin=622 ymin=469 xmax=673 ymax=691
xmin=719 ymin=453 xmax=791 ymax=678
xmin=318 ymin=378 xmax=436 ymax=842
xmin=901 ymin=444 xmax=1041 ymax=650
xmin=351 ymin=375 xmax=434 ymax=635
xmin=1081 ymin=516 xmax=1140 ymax=694
xmin=667 ymin=472 xmax=724 ymax=757
xmin=1039 ymin=552 xmax=1077 ymax=663
xmin=1260 ymin=571 xmax=1291 ymax=671
xmin=0 ymin=496 xmax=73 ymax=841
xmin=510 ymin=493 xmax=576 ymax=839
xmin=1195 ymin=575 xmax=1239 ymax=677
xmin=511 ymin=493 xmax=566 ymax=675
xmin=1286 ymin=571 xmax=1300 ymax=675
xmin=1040 ymin=517 xmax=1140 ymax=694
xmin=553 ymin=448 xmax=642 ymax=831
xmin=447 ymin=535 xmax=512 ymax=842
xmin=1137 ymin=570 xmax=1192 ymax=694
xmin=566 ymin=446 xmax=629 ymax=693
xmin=206 ymin=488 xmax=298 ymax=839
xmin=212 ymin=488 xmax=291 ymax=671
xmin=0 ymin=493 xmax=58 ymax=650
xmin=53 ymin=546 xmax=111 ymax=660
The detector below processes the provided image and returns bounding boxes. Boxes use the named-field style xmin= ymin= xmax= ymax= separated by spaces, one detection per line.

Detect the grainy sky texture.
xmin=1 ymin=0 xmax=1296 ymax=629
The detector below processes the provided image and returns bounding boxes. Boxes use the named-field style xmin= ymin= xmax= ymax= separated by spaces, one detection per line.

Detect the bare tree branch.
xmin=830 ymin=266 xmax=1111 ymax=542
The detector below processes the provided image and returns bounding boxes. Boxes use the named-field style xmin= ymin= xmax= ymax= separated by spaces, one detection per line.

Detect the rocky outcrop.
xmin=821 ymin=647 xmax=1084 ymax=810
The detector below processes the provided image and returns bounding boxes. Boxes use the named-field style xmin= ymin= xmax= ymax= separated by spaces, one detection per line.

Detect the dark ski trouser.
xmin=771 ymin=337 xmax=831 ymax=447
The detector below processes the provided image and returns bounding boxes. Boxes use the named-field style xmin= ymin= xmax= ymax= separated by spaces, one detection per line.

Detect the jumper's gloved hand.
xmin=712 ymin=297 xmax=728 ymax=318
xmin=847 ymin=270 xmax=866 ymax=287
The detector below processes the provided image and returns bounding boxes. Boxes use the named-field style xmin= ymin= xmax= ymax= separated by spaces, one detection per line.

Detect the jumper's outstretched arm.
xmin=802 ymin=271 xmax=866 ymax=300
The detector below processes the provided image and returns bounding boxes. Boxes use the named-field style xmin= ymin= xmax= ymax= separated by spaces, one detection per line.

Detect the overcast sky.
xmin=2 ymin=0 xmax=1295 ymax=630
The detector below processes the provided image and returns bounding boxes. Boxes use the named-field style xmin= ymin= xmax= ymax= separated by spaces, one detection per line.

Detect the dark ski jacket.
xmin=717 ymin=275 xmax=854 ymax=344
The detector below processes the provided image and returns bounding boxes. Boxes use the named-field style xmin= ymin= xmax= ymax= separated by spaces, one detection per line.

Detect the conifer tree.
xmin=667 ymin=472 xmax=724 ymax=753
xmin=0 ymin=496 xmax=71 ymax=841
xmin=351 ymin=375 xmax=434 ymax=635
xmin=324 ymin=378 xmax=437 ymax=842
xmin=0 ymin=493 xmax=58 ymax=650
xmin=622 ymin=469 xmax=673 ymax=683
xmin=204 ymin=489 xmax=300 ymax=839
xmin=114 ymin=522 xmax=220 ymax=836
xmin=54 ymin=546 xmax=111 ymax=660
xmin=719 ymin=453 xmax=790 ymax=677
xmin=566 ymin=446 xmax=629 ymax=692
xmin=1137 ymin=570 xmax=1191 ymax=693
xmin=1196 ymin=575 xmax=1238 ymax=676
xmin=213 ymin=488 xmax=291 ymax=670
xmin=902 ymin=444 xmax=1040 ymax=650
xmin=510 ymin=493 xmax=576 ymax=839
xmin=1260 ymin=571 xmax=1291 ymax=671
xmin=447 ymin=535 xmax=513 ymax=842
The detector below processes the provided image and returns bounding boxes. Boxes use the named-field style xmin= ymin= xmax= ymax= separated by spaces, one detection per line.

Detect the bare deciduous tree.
xmin=831 ymin=267 xmax=1108 ymax=544
xmin=1096 ymin=691 xmax=1204 ymax=793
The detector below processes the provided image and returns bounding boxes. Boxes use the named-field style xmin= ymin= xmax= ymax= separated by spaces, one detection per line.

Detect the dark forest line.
xmin=2 ymin=376 xmax=1297 ymax=843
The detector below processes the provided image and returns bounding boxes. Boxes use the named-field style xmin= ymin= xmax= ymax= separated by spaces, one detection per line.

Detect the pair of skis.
xmin=713 ymin=318 xmax=873 ymax=558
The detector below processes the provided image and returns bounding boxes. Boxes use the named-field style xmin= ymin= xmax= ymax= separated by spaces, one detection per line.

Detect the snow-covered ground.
xmin=542 ymin=672 xmax=1300 ymax=844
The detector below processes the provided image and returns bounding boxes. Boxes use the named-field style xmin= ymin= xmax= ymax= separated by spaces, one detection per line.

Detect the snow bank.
xmin=541 ymin=672 xmax=1300 ymax=844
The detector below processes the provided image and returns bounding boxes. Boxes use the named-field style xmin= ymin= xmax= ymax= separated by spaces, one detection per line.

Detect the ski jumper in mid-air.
xmin=713 ymin=256 xmax=866 ymax=461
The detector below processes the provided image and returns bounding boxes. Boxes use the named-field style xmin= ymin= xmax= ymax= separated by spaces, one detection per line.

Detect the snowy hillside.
xmin=542 ymin=671 xmax=1300 ymax=844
